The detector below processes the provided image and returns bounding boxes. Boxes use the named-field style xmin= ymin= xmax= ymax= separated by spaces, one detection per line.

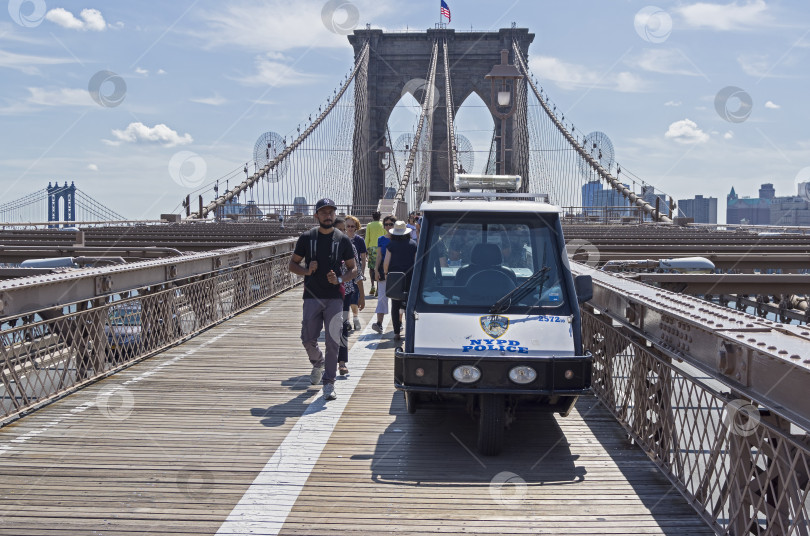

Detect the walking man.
xmin=364 ymin=211 xmax=384 ymax=296
xmin=287 ymin=198 xmax=357 ymax=400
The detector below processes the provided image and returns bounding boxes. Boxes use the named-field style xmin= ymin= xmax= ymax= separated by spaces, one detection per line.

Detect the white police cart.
xmin=386 ymin=175 xmax=593 ymax=456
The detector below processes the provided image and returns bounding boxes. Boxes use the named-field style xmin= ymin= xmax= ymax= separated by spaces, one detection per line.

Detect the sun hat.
xmin=390 ymin=220 xmax=412 ymax=236
xmin=314 ymin=198 xmax=337 ymax=212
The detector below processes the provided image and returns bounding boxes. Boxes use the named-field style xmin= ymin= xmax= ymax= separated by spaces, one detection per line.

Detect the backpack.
xmin=303 ymin=226 xmax=345 ymax=270
xmin=304 ymin=227 xmax=347 ymax=297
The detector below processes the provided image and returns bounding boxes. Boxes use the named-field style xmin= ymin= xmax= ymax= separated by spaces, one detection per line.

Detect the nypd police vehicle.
xmin=386 ymin=175 xmax=593 ymax=456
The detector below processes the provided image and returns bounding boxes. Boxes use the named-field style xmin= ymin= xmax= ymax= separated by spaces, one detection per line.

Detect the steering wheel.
xmin=466 ymin=269 xmax=516 ymax=302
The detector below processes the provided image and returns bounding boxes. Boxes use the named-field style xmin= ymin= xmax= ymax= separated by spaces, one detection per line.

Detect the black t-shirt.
xmin=386 ymin=238 xmax=418 ymax=274
xmin=293 ymin=229 xmax=355 ymax=300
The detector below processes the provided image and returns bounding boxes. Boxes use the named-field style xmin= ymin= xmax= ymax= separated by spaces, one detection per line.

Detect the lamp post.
xmin=376 ymin=136 xmax=393 ymax=170
xmin=485 ymin=49 xmax=524 ymax=175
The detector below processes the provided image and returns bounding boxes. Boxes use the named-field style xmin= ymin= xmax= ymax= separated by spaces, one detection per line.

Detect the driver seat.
xmin=455 ymin=243 xmax=517 ymax=286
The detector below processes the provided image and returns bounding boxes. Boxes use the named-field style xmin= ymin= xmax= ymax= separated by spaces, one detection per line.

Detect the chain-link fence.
xmin=584 ymin=310 xmax=810 ymax=535
xmin=0 ymin=243 xmax=299 ymax=423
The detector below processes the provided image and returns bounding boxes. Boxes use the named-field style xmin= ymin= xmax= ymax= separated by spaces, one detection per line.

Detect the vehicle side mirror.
xmin=574 ymin=275 xmax=593 ymax=303
xmin=386 ymin=272 xmax=408 ymax=301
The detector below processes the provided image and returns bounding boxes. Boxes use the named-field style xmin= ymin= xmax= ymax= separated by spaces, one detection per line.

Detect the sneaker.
xmin=371 ymin=322 xmax=382 ymax=333
xmin=339 ymin=361 xmax=349 ymax=375
xmin=353 ymin=317 xmax=361 ymax=331
xmin=394 ymin=331 xmax=402 ymax=341
xmin=369 ymin=286 xmax=376 ymax=297
xmin=309 ymin=365 xmax=324 ymax=385
xmin=323 ymin=383 xmax=337 ymax=400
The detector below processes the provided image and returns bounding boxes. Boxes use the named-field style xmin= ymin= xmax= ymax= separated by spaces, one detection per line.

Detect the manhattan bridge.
xmin=1 ymin=27 xmax=810 ymax=535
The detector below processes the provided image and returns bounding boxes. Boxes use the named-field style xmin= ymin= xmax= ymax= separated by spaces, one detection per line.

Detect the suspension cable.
xmin=511 ymin=40 xmax=671 ymax=223
xmin=190 ymin=41 xmax=371 ymax=219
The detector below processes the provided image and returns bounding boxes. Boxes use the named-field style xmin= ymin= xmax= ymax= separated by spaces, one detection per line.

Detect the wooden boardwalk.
xmin=0 ymin=289 xmax=713 ymax=535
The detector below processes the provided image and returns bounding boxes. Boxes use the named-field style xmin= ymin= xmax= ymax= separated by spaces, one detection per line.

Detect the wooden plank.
xmin=0 ymin=290 xmax=714 ymax=535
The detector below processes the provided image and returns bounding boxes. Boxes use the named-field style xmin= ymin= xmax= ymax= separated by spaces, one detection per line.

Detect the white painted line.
xmin=216 ymin=316 xmax=391 ymax=535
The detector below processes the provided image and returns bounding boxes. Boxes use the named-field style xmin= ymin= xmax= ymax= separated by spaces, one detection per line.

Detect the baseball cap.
xmin=314 ymin=198 xmax=337 ymax=212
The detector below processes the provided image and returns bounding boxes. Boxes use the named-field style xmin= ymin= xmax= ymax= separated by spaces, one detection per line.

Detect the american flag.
xmin=440 ymin=0 xmax=451 ymax=22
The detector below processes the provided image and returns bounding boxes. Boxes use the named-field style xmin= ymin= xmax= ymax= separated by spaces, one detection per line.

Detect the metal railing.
xmin=0 ymin=239 xmax=299 ymax=424
xmin=578 ymin=262 xmax=810 ymax=534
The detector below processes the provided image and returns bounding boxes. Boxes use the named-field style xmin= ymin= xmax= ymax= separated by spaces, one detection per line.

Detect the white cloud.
xmin=25 ymin=87 xmax=94 ymax=107
xmin=765 ymin=100 xmax=780 ymax=109
xmin=737 ymin=54 xmax=771 ymax=77
xmin=157 ymin=69 xmax=166 ymax=75
xmin=633 ymin=49 xmax=701 ymax=76
xmin=191 ymin=94 xmax=227 ymax=106
xmin=108 ymin=122 xmax=193 ymax=147
xmin=195 ymin=0 xmax=391 ymax=52
xmin=45 ymin=8 xmax=107 ymax=31
xmin=675 ymin=0 xmax=770 ymax=31
xmin=135 ymin=67 xmax=148 ymax=75
xmin=0 ymin=49 xmax=74 ymax=74
xmin=239 ymin=54 xmax=321 ymax=87
xmin=87 ymin=164 xmax=99 ymax=171
xmin=665 ymin=119 xmax=709 ymax=144
xmin=724 ymin=131 xmax=734 ymax=139
xmin=528 ymin=56 xmax=648 ymax=92
xmin=665 ymin=100 xmax=682 ymax=107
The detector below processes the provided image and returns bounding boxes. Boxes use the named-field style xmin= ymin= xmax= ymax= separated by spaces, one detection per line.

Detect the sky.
xmin=1 ymin=0 xmax=809 ymax=222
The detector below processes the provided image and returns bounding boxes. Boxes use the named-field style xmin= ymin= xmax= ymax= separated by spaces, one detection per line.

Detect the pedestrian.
xmin=406 ymin=212 xmax=418 ymax=240
xmin=287 ymin=198 xmax=357 ymax=400
xmin=364 ymin=211 xmax=384 ymax=296
xmin=333 ymin=217 xmax=365 ymax=376
xmin=383 ymin=220 xmax=417 ymax=340
xmin=372 ymin=215 xmax=396 ymax=333
xmin=344 ymin=215 xmax=367 ymax=331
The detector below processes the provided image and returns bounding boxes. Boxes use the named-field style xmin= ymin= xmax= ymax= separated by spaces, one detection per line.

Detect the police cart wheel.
xmin=477 ymin=394 xmax=505 ymax=456
xmin=404 ymin=391 xmax=418 ymax=414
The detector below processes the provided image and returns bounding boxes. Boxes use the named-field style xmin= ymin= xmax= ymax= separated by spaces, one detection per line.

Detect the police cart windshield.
xmin=417 ymin=213 xmax=571 ymax=314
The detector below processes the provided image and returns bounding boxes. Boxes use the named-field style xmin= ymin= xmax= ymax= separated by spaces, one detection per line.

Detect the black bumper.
xmin=394 ymin=350 xmax=592 ymax=395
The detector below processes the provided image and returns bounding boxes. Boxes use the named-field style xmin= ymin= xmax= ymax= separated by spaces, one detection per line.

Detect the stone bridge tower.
xmin=349 ymin=27 xmax=534 ymax=209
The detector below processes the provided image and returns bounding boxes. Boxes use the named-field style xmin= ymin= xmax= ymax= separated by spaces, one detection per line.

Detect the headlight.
xmin=453 ymin=365 xmax=481 ymax=383
xmin=509 ymin=366 xmax=537 ymax=384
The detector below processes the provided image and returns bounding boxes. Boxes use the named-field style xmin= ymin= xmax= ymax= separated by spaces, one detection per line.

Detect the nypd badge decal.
xmin=479 ymin=314 xmax=509 ymax=338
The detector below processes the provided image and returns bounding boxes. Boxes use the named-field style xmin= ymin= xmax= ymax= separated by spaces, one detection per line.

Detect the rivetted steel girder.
xmin=572 ymin=261 xmax=810 ymax=432
xmin=0 ymin=239 xmax=297 ymax=319
xmin=630 ymin=273 xmax=810 ymax=294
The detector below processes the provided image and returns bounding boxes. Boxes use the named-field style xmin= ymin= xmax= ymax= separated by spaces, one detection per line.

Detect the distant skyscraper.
xmin=678 ymin=195 xmax=717 ymax=224
xmin=727 ymin=185 xmax=772 ymax=225
xmin=726 ymin=183 xmax=810 ymax=225
xmin=581 ymin=180 xmax=632 ymax=217
xmin=640 ymin=185 xmax=671 ymax=221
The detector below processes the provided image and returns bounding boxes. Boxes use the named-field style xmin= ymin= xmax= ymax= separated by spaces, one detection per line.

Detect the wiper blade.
xmin=490 ymin=266 xmax=550 ymax=314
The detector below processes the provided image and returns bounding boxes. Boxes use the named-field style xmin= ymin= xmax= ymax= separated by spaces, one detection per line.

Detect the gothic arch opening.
xmin=454 ymin=91 xmax=495 ymax=174
xmin=383 ymin=91 xmax=422 ymax=199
